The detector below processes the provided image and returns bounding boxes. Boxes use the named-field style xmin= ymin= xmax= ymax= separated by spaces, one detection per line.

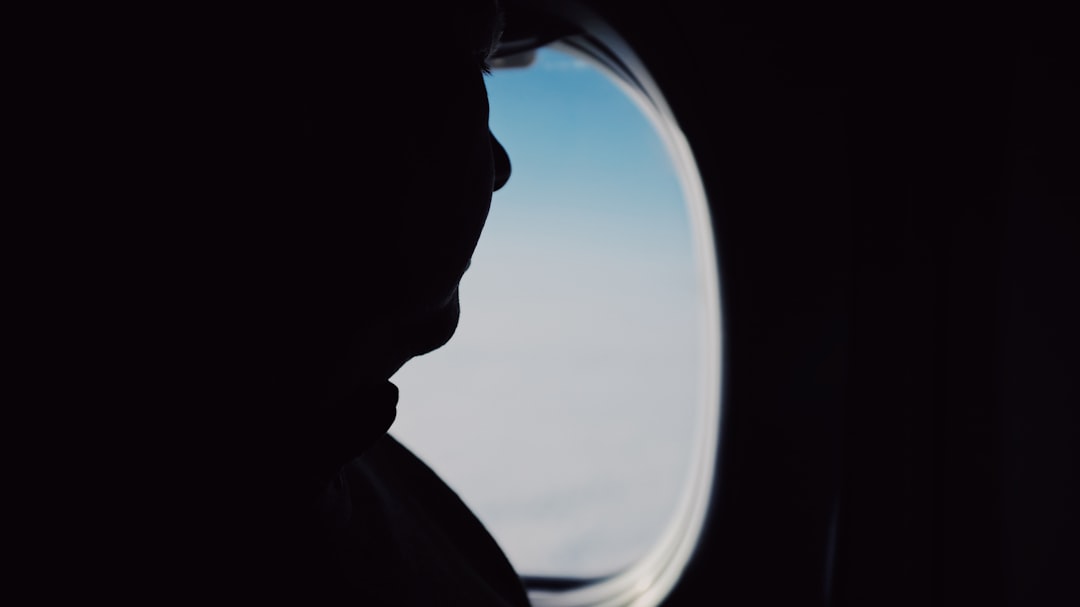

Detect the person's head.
xmin=93 ymin=3 xmax=514 ymax=477
xmin=154 ymin=1 xmax=511 ymax=419
xmin=285 ymin=1 xmax=514 ymax=394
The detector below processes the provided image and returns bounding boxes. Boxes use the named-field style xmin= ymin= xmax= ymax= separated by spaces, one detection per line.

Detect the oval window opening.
xmin=390 ymin=44 xmax=717 ymax=585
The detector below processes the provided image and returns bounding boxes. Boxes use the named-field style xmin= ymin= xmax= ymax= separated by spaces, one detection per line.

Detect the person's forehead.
xmin=397 ymin=0 xmax=505 ymax=58
xmin=463 ymin=0 xmax=506 ymax=54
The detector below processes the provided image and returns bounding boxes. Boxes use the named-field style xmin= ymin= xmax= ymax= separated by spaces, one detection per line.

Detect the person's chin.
xmin=341 ymin=291 xmax=463 ymax=389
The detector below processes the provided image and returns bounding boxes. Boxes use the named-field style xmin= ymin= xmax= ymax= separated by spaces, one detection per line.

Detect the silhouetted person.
xmin=20 ymin=2 xmax=529 ymax=605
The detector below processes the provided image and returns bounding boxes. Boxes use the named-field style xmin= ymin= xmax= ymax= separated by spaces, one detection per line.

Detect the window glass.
xmin=390 ymin=46 xmax=707 ymax=578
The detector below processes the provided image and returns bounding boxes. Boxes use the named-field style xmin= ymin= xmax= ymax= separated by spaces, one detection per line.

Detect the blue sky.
xmin=390 ymin=47 xmax=707 ymax=578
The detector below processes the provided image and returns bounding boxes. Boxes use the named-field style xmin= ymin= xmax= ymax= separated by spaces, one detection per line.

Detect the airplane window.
xmin=390 ymin=45 xmax=716 ymax=583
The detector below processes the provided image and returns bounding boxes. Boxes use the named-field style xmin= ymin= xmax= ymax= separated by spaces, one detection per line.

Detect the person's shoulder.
xmin=342 ymin=434 xmax=531 ymax=606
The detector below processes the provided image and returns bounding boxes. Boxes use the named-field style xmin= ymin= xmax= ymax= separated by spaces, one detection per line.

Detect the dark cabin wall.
xmin=997 ymin=39 xmax=1079 ymax=607
xmin=516 ymin=2 xmax=1078 ymax=605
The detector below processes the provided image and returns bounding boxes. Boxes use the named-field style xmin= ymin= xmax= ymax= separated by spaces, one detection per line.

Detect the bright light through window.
xmin=390 ymin=46 xmax=708 ymax=578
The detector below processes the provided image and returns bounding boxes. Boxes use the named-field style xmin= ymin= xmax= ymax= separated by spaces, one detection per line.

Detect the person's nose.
xmin=491 ymin=131 xmax=511 ymax=192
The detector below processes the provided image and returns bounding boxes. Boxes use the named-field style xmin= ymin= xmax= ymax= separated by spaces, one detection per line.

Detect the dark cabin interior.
xmin=500 ymin=2 xmax=1078 ymax=605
